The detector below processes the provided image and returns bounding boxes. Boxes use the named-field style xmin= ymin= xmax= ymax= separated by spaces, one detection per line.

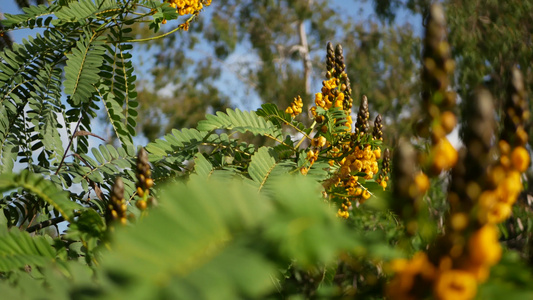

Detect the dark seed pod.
xmin=373 ymin=114 xmax=383 ymax=141
xmin=334 ymin=44 xmax=345 ymax=77
xmin=355 ymin=96 xmax=370 ymax=135
xmin=136 ymin=148 xmax=153 ymax=197
xmin=500 ymin=67 xmax=529 ymax=147
xmin=106 ymin=177 xmax=127 ymax=226
xmin=326 ymin=42 xmax=335 ymax=72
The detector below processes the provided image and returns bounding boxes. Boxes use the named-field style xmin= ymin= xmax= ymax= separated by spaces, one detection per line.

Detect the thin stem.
xmin=26 ymin=216 xmax=65 ymax=233
xmin=128 ymin=14 xmax=197 ymax=43
xmin=295 ymin=121 xmax=316 ymax=149
xmin=128 ymin=25 xmax=182 ymax=43
xmin=55 ymin=118 xmax=82 ymax=175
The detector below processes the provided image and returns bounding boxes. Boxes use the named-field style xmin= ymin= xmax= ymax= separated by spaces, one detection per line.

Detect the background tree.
xmin=133 ymin=0 xmax=423 ymax=143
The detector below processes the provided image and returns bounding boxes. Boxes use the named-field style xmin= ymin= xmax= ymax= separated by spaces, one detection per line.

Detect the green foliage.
xmin=0 ymin=228 xmax=56 ymax=272
xmin=197 ymin=108 xmax=284 ymax=142
xmin=0 ymin=170 xmax=82 ymax=221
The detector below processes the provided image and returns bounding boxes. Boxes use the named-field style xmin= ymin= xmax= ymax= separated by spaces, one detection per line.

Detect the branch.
xmin=26 ymin=216 xmax=65 ymax=233
xmin=297 ymin=20 xmax=312 ymax=96
xmin=55 ymin=118 xmax=82 ymax=175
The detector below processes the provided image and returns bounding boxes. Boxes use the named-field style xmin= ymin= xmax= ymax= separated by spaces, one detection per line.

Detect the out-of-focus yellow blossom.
xmin=511 ymin=146 xmax=530 ymax=172
xmin=432 ymin=138 xmax=458 ymax=173
xmin=468 ymin=225 xmax=501 ymax=266
xmin=387 ymin=252 xmax=436 ymax=300
xmin=434 ymin=270 xmax=477 ymax=300
xmin=450 ymin=213 xmax=469 ymax=231
xmin=414 ymin=172 xmax=430 ymax=194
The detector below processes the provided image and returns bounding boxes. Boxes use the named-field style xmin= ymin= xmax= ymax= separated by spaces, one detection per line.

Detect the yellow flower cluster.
xmin=310 ymin=77 xmax=353 ymax=131
xmin=303 ymin=43 xmax=388 ymax=219
xmin=285 ymin=96 xmax=303 ymax=118
xmin=166 ymin=0 xmax=211 ymax=15
xmin=334 ymin=145 xmax=381 ymax=218
xmin=418 ymin=3 xmax=458 ymax=175
xmin=387 ymin=247 xmax=494 ymax=300
xmin=387 ymin=252 xmax=436 ymax=300
xmin=478 ymin=142 xmax=529 ymax=224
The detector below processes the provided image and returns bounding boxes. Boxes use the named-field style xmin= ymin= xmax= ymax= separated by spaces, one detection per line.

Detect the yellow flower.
xmin=340 ymin=165 xmax=351 ymax=178
xmin=387 ymin=252 xmax=436 ymax=300
xmin=468 ymin=225 xmax=501 ymax=266
xmin=285 ymin=106 xmax=293 ymax=115
xmin=414 ymin=172 xmax=430 ymax=194
xmin=337 ymin=209 xmax=349 ymax=219
xmin=497 ymin=172 xmax=522 ymax=204
xmin=440 ymin=110 xmax=457 ymax=134
xmin=511 ymin=146 xmax=530 ymax=172
xmin=361 ymin=189 xmax=371 ymax=201
xmin=450 ymin=213 xmax=469 ymax=231
xmin=315 ymin=136 xmax=327 ymax=148
xmin=286 ymin=96 xmax=303 ymax=118
xmin=432 ymin=138 xmax=458 ymax=173
xmin=498 ymin=140 xmax=511 ymax=155
xmin=351 ymin=160 xmax=363 ymax=172
xmin=373 ymin=148 xmax=382 ymax=159
xmin=434 ymin=270 xmax=477 ymax=300
xmin=485 ymin=202 xmax=511 ymax=224
xmin=306 ymin=150 xmax=315 ymax=160
xmin=167 ymin=0 xmax=209 ymax=15
xmin=347 ymin=175 xmax=358 ymax=186
xmin=379 ymin=180 xmax=387 ymax=190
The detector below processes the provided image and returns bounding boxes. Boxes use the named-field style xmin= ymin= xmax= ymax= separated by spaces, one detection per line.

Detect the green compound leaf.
xmin=248 ymin=147 xmax=294 ymax=191
xmin=0 ymin=170 xmax=82 ymax=221
xmin=63 ymin=28 xmax=106 ymax=106
xmin=197 ymin=108 xmax=283 ymax=142
xmin=0 ymin=228 xmax=56 ymax=272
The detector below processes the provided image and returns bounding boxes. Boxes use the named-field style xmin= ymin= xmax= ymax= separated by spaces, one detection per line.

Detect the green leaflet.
xmin=192 ymin=153 xmax=214 ymax=180
xmin=0 ymin=106 xmax=17 ymax=174
xmin=63 ymin=28 xmax=106 ymax=105
xmin=247 ymin=146 xmax=294 ymax=191
xmin=0 ymin=170 xmax=82 ymax=221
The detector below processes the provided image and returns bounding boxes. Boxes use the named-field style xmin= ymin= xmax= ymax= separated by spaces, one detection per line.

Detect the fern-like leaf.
xmin=99 ymin=34 xmax=137 ymax=146
xmin=63 ymin=28 xmax=106 ymax=105
xmin=197 ymin=108 xmax=284 ymax=142
xmin=1 ymin=5 xmax=58 ymax=30
xmin=0 ymin=170 xmax=82 ymax=221
xmin=54 ymin=0 xmax=119 ymax=23
xmin=0 ymin=228 xmax=56 ymax=272
xmin=248 ymin=147 xmax=294 ymax=191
